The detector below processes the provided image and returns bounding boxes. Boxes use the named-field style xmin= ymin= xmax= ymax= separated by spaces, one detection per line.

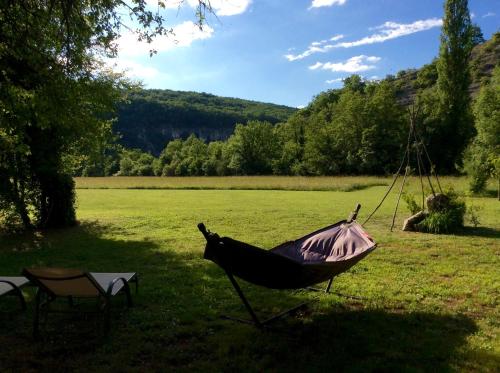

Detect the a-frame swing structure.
xmin=362 ymin=104 xmax=444 ymax=231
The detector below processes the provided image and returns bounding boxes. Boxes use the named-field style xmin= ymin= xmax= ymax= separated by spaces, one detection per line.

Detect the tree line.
xmin=82 ymin=75 xmax=406 ymax=176
xmin=77 ymin=62 xmax=498 ymax=185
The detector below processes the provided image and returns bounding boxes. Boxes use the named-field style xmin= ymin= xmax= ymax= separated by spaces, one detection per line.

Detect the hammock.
xmin=198 ymin=204 xmax=377 ymax=327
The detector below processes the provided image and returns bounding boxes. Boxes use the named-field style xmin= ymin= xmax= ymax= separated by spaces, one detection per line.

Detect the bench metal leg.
xmin=33 ymin=289 xmax=43 ymax=339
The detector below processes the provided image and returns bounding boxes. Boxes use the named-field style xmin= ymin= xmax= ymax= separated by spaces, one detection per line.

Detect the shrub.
xmin=416 ymin=191 xmax=466 ymax=234
xmin=403 ymin=192 xmax=421 ymax=215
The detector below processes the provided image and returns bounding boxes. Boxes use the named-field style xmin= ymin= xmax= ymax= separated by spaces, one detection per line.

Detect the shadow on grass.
xmin=170 ymin=265 xmax=481 ymax=372
xmin=235 ymin=307 xmax=479 ymax=372
xmin=0 ymin=221 xmax=164 ymax=370
xmin=457 ymin=226 xmax=500 ymax=239
xmin=0 ymin=221 xmax=483 ymax=371
xmin=483 ymin=188 xmax=498 ymax=198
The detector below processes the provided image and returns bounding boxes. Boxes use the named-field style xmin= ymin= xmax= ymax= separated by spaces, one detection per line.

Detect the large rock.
xmin=402 ymin=211 xmax=428 ymax=231
xmin=426 ymin=193 xmax=450 ymax=212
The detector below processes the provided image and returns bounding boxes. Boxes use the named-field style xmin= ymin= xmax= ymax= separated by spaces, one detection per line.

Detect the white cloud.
xmin=118 ymin=21 xmax=214 ymax=57
xmin=330 ymin=34 xmax=344 ymax=41
xmin=310 ymin=0 xmax=347 ymax=9
xmin=107 ymin=59 xmax=162 ymax=81
xmin=309 ymin=62 xmax=323 ymax=70
xmin=326 ymin=78 xmax=343 ymax=84
xmin=284 ymin=34 xmax=344 ymax=61
xmin=482 ymin=12 xmax=496 ymax=18
xmin=154 ymin=0 xmax=251 ymax=16
xmin=335 ymin=18 xmax=443 ymax=48
xmin=285 ymin=46 xmax=326 ymax=62
xmin=208 ymin=0 xmax=251 ymax=16
xmin=309 ymin=55 xmax=380 ymax=73
xmin=286 ymin=18 xmax=442 ymax=62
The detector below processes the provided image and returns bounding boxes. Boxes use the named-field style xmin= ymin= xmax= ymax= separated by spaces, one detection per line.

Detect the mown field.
xmin=1 ymin=176 xmax=499 ymax=372
xmin=75 ymin=175 xmax=468 ymax=192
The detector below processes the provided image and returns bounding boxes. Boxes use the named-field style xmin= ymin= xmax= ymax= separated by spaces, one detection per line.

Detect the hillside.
xmin=115 ymin=90 xmax=297 ymax=155
xmin=391 ymin=32 xmax=499 ymax=105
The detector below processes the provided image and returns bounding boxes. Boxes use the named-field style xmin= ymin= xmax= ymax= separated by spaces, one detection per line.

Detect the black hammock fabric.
xmin=202 ymin=221 xmax=377 ymax=290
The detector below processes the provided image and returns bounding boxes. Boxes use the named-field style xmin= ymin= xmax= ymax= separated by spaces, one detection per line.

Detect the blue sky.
xmin=113 ymin=0 xmax=499 ymax=107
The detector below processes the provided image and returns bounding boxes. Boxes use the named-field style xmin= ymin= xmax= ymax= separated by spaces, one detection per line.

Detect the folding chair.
xmin=0 ymin=276 xmax=29 ymax=310
xmin=22 ymin=267 xmax=138 ymax=338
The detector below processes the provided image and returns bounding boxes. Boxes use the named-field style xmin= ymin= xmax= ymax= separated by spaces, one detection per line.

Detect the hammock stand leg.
xmin=305 ymin=278 xmax=368 ymax=300
xmin=223 ymin=270 xmax=308 ymax=328
xmin=325 ymin=277 xmax=334 ymax=293
xmin=307 ymin=277 xmax=334 ymax=293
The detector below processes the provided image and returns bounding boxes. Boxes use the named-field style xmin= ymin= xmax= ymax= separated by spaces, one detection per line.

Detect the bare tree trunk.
xmin=10 ymin=178 xmax=32 ymax=229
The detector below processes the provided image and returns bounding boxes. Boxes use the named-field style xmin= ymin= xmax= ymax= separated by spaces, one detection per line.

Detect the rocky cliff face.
xmin=114 ymin=90 xmax=296 ymax=155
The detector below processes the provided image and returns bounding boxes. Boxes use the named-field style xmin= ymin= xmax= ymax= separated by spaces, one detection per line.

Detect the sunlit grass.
xmin=74 ymin=175 xmax=477 ymax=194
xmin=75 ymin=175 xmax=390 ymax=191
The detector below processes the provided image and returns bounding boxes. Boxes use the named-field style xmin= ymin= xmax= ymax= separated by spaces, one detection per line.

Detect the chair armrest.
xmin=0 ymin=280 xmax=20 ymax=293
xmin=106 ymin=277 xmax=129 ymax=298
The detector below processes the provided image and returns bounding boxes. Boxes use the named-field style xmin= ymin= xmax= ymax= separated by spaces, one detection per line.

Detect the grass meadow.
xmin=0 ymin=176 xmax=499 ymax=371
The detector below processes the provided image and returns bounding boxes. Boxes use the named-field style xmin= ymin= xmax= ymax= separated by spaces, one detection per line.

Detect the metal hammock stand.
xmin=198 ymin=204 xmax=376 ymax=328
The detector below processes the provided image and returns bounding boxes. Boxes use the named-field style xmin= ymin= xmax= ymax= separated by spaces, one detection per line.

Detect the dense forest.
xmin=77 ymin=33 xmax=499 ymax=181
xmin=115 ymin=90 xmax=297 ymax=155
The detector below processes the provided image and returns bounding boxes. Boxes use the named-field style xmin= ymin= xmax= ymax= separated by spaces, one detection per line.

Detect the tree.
xmin=414 ymin=60 xmax=438 ymax=89
xmin=359 ymin=81 xmax=405 ymax=174
xmin=203 ymin=141 xmax=229 ymax=176
xmin=0 ymin=1 xmax=211 ymax=229
xmin=156 ymin=139 xmax=184 ymax=176
xmin=304 ymin=88 xmax=365 ymax=175
xmin=273 ymin=116 xmax=307 ymax=175
xmin=117 ymin=149 xmax=155 ymax=176
xmin=70 ymin=123 xmax=122 ymax=177
xmin=434 ymin=0 xmax=475 ymax=172
xmin=289 ymin=75 xmax=406 ymax=176
xmin=471 ymin=24 xmax=485 ymax=46
xmin=463 ymin=66 xmax=500 ymax=195
xmin=227 ymin=121 xmax=280 ymax=175
xmin=343 ymin=75 xmax=366 ymax=93
xmin=180 ymin=135 xmax=208 ymax=176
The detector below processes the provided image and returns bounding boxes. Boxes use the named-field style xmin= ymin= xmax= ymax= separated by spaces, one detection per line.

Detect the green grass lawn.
xmin=1 ymin=177 xmax=499 ymax=372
